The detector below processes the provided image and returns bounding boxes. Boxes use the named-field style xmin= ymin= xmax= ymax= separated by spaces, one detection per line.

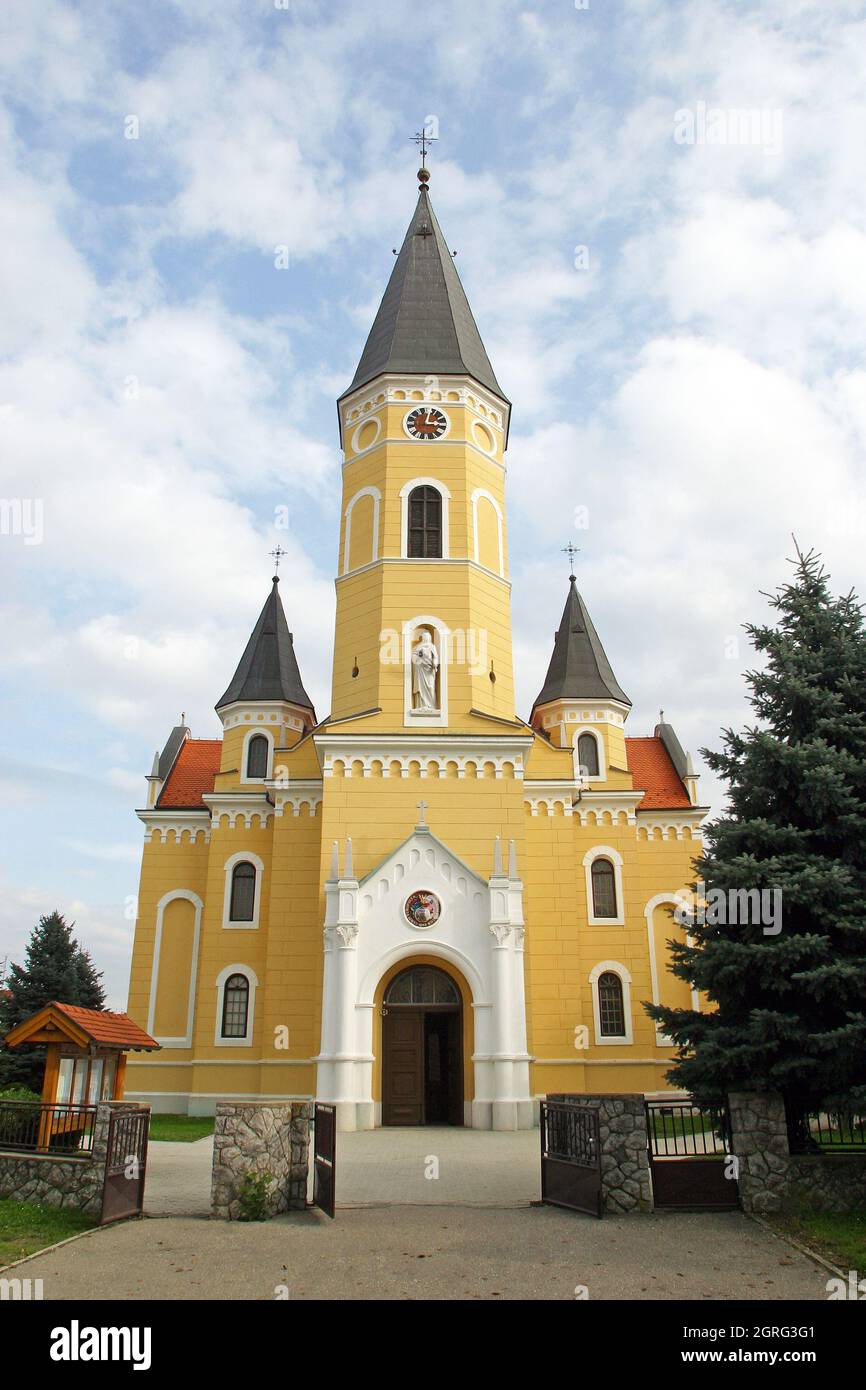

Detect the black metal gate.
xmin=313 ymin=1103 xmax=336 ymax=1219
xmin=646 ymin=1099 xmax=739 ymax=1210
xmin=540 ymin=1100 xmax=603 ymax=1217
xmin=100 ymin=1107 xmax=149 ymax=1224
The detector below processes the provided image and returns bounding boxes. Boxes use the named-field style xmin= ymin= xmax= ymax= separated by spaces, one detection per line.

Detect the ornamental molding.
xmin=268 ymin=778 xmax=324 ymax=817
xmin=218 ymin=701 xmax=309 ymax=734
xmin=316 ymin=732 xmax=531 ymax=781
xmin=136 ymin=810 xmax=211 ymax=844
xmin=341 ymin=373 xmax=507 ymax=439
xmin=203 ymin=792 xmax=275 ymax=831
xmin=636 ymin=809 xmax=707 ymax=841
xmin=536 ymin=699 xmax=630 ymax=728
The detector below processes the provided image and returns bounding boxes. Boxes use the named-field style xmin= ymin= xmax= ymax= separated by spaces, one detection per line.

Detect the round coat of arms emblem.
xmin=404 ymin=890 xmax=441 ymax=930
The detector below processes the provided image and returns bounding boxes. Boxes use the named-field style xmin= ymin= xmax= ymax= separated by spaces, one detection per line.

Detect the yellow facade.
xmin=126 ymin=178 xmax=706 ymax=1125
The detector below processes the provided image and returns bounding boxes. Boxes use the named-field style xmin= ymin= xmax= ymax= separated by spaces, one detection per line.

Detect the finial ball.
xmin=418 ymin=167 xmax=430 ymax=184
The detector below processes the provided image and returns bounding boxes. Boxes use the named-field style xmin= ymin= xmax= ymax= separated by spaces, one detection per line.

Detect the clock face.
xmin=405 ymin=406 xmax=448 ymax=440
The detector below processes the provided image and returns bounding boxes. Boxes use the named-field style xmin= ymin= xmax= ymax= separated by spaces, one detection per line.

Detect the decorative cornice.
xmin=315 ymin=732 xmax=532 ymax=781
xmin=269 ymin=778 xmax=324 ymax=817
xmin=203 ymin=792 xmax=274 ymax=831
xmin=136 ymin=810 xmax=211 ymax=844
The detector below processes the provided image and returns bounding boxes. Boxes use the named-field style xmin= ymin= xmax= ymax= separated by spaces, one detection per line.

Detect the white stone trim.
xmin=137 ymin=811 xmax=210 ymax=844
xmin=341 ymin=374 xmax=507 ymax=437
xmin=240 ymin=727 xmax=274 ymax=785
xmin=204 ymin=793 xmax=274 ymax=831
xmin=399 ymin=477 xmax=451 ymax=559
xmin=218 ymin=702 xmax=309 ymax=737
xmin=222 ymin=850 xmax=265 ymax=930
xmin=589 ymin=960 xmax=634 ymax=1045
xmin=644 ymin=892 xmax=701 ymax=1045
xmin=470 ymin=487 xmax=504 ymax=577
xmin=270 ymin=778 xmax=323 ymax=817
xmin=402 ymin=614 xmax=450 ymax=729
xmin=316 ymin=732 xmax=530 ymax=781
xmin=147 ymin=890 xmax=203 ymax=1048
xmin=343 ymin=485 xmax=381 ymax=574
xmin=214 ymin=964 xmax=259 ymax=1047
xmin=583 ymin=845 xmax=625 ymax=926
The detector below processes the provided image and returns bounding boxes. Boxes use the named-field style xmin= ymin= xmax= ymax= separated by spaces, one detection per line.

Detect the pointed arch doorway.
xmin=382 ymin=965 xmax=463 ymax=1126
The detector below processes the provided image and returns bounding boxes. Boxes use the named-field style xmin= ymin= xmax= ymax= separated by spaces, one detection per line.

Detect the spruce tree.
xmin=0 ymin=911 xmax=106 ymax=1091
xmin=647 ymin=546 xmax=866 ymax=1114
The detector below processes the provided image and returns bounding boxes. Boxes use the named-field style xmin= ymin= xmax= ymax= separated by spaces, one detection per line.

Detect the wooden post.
xmin=114 ymin=1053 xmax=127 ymax=1099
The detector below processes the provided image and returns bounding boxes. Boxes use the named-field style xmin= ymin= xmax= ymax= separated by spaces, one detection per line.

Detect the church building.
xmin=126 ymin=166 xmax=707 ymax=1129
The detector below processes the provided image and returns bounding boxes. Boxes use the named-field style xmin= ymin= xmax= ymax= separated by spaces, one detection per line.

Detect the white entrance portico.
xmin=315 ymin=810 xmax=533 ymax=1132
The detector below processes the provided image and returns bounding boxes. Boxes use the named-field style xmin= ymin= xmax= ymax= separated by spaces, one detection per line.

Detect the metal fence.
xmin=0 ymin=1101 xmax=98 ymax=1155
xmin=785 ymin=1103 xmax=866 ymax=1154
xmin=645 ymin=1101 xmax=730 ymax=1156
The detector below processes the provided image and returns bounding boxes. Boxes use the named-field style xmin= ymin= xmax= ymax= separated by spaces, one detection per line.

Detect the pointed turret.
xmin=216 ymin=576 xmax=315 ymax=718
xmin=532 ymin=576 xmax=630 ymax=714
xmin=340 ymin=173 xmax=506 ymax=405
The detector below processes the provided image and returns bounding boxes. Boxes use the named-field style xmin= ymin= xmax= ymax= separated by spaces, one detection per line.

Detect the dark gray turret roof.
xmin=216 ymin=577 xmax=315 ymax=715
xmin=340 ymin=186 xmax=506 ymax=403
xmin=532 ymin=577 xmax=631 ymax=711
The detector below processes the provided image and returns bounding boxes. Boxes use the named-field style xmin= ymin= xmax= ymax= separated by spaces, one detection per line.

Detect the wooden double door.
xmin=382 ymin=1006 xmax=463 ymax=1126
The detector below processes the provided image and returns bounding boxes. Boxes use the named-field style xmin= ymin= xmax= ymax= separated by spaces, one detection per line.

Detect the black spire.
xmin=532 ymin=577 xmax=630 ymax=712
xmin=340 ymin=180 xmax=506 ymax=403
xmin=216 ymin=577 xmax=315 ymax=715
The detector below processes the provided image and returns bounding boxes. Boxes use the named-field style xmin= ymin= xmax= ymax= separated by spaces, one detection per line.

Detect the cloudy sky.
xmin=2 ymin=0 xmax=865 ymax=1006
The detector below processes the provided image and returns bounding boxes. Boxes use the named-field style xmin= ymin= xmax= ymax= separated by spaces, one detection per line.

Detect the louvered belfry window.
xmin=407 ymin=486 xmax=442 ymax=558
xmin=221 ymin=974 xmax=250 ymax=1038
xmin=591 ymin=858 xmax=617 ymax=918
xmin=229 ymin=861 xmax=256 ymax=921
xmin=246 ymin=734 xmax=269 ymax=779
xmin=598 ymin=972 xmax=625 ymax=1037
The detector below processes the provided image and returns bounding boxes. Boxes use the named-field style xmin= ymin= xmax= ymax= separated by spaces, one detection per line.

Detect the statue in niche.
xmin=411 ymin=629 xmax=440 ymax=712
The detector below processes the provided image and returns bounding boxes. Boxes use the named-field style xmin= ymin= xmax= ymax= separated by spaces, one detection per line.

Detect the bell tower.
xmin=330 ymin=166 xmax=516 ymax=734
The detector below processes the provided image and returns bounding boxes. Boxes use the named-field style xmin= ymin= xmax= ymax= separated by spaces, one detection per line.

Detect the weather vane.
xmin=412 ymin=125 xmax=438 ymax=166
xmin=562 ymin=542 xmax=580 ymax=578
xmin=269 ymin=545 xmax=287 ymax=577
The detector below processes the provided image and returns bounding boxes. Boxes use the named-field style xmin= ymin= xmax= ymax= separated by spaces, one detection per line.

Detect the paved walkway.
xmin=12 ymin=1206 xmax=827 ymax=1300
xmin=144 ymin=1127 xmax=541 ymax=1216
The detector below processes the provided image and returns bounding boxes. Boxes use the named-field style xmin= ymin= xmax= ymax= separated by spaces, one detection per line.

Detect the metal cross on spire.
xmin=411 ymin=124 xmax=438 ymax=166
xmin=269 ymin=545 xmax=287 ymax=578
xmin=562 ymin=542 xmax=580 ymax=579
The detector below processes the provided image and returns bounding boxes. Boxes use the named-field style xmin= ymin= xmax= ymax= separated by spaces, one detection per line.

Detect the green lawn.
xmin=0 ymin=1198 xmax=96 ymax=1268
xmin=148 ymin=1113 xmax=214 ymax=1143
xmin=768 ymin=1208 xmax=866 ymax=1271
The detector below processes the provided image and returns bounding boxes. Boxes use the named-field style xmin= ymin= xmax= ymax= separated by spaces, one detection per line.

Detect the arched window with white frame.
xmin=576 ymin=731 xmax=601 ymax=779
xmin=222 ymin=852 xmax=265 ymax=929
xmin=583 ymin=846 xmax=625 ymax=926
xmin=215 ymin=965 xmax=259 ymax=1046
xmin=589 ymin=961 xmax=633 ymax=1045
xmin=399 ymin=479 xmax=451 ymax=559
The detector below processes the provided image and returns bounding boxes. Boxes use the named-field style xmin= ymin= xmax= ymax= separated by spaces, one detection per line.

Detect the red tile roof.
xmin=157 ymin=738 xmax=221 ymax=808
xmin=625 ymin=737 xmax=691 ymax=809
xmin=51 ymin=1003 xmax=159 ymax=1050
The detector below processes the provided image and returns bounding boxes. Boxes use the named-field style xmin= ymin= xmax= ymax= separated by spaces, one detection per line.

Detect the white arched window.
xmin=214 ymin=965 xmax=259 ymax=1047
xmin=589 ymin=961 xmax=633 ymax=1045
xmin=241 ymin=727 xmax=274 ymax=784
xmin=399 ymin=478 xmax=451 ymax=558
xmin=583 ymin=846 xmax=625 ymax=926
xmin=222 ymin=851 xmax=264 ymax=929
xmin=575 ymin=729 xmax=603 ymax=780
